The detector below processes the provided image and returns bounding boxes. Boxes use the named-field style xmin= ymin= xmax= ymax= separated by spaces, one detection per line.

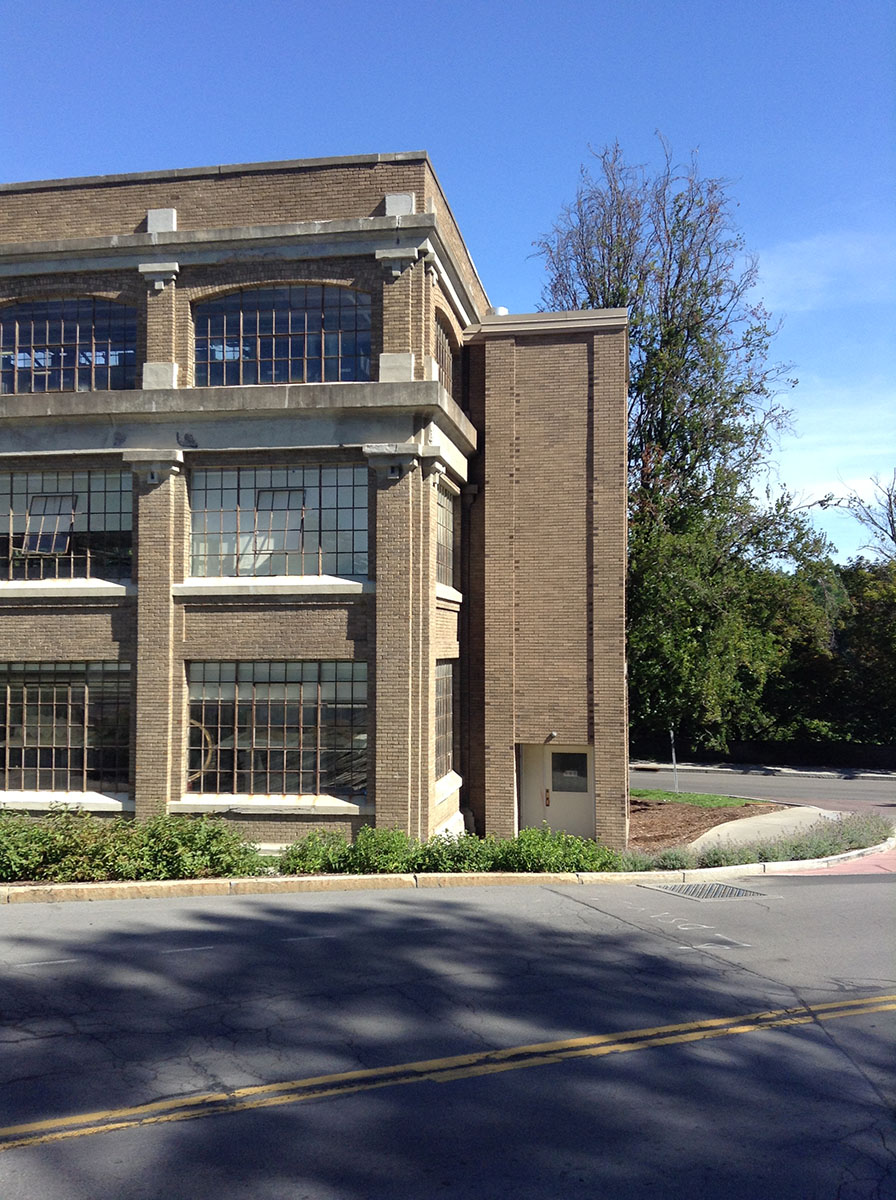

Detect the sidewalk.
xmin=686 ymin=801 xmax=896 ymax=875
xmin=687 ymin=804 xmax=841 ymax=851
xmin=782 ymin=845 xmax=896 ymax=875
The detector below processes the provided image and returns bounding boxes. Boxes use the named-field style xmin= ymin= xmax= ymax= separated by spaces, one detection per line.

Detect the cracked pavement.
xmin=0 ymin=874 xmax=893 ymax=1199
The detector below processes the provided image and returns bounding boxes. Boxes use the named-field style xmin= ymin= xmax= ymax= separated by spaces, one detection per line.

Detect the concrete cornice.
xmin=0 ymin=213 xmax=483 ymax=327
xmin=464 ymin=308 xmax=628 ymax=341
xmin=0 ymin=214 xmax=438 ymax=270
xmin=0 ymin=152 xmax=431 ymax=195
xmin=0 ymin=380 xmax=477 ymax=457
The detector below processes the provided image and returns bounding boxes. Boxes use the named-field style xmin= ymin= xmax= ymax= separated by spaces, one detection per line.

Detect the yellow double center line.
xmin=1 ymin=993 xmax=893 ymax=1152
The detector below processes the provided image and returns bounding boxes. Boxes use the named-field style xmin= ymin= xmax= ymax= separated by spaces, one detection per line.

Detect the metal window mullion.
xmin=226 ymin=686 xmax=236 ymax=794
xmin=76 ymin=677 xmax=85 ymax=790
xmin=314 ymin=676 xmax=322 ymax=795
xmin=2 ymin=680 xmax=8 ymax=787
xmin=5 ymin=498 xmax=12 ymax=581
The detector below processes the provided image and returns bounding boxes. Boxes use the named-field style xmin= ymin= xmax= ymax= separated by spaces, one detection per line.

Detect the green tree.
xmin=537 ymin=142 xmax=835 ymax=751
xmin=832 ymin=559 xmax=896 ymax=743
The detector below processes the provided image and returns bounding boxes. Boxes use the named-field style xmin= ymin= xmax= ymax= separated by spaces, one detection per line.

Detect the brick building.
xmin=0 ymin=152 xmax=629 ymax=849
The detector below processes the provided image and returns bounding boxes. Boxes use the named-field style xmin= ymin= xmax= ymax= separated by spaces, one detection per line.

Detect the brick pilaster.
xmin=370 ymin=451 xmax=427 ymax=835
xmin=481 ymin=338 xmax=518 ymax=838
xmin=125 ymin=451 xmax=185 ymax=818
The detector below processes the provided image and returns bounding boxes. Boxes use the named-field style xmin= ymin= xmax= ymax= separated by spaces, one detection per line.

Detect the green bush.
xmin=0 ymin=809 xmax=263 ymax=883
xmin=650 ymin=847 xmax=698 ymax=871
xmin=277 ymin=824 xmax=624 ymax=876
xmin=414 ymin=832 xmax=498 ymax=873
xmin=2 ymin=808 xmax=889 ymax=885
xmin=277 ymin=829 xmax=354 ymax=875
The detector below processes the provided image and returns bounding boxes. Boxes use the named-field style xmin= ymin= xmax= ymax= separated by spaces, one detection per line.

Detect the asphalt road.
xmin=632 ymin=764 xmax=896 ymax=815
xmin=1 ymin=877 xmax=893 ymax=1199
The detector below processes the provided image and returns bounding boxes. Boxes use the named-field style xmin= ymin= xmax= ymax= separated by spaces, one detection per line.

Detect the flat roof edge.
xmin=0 ymin=152 xmax=432 ymax=194
xmin=465 ymin=309 xmax=628 ymax=340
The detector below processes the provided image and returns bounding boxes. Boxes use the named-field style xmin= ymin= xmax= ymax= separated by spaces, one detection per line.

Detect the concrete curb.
xmin=2 ymin=836 xmax=894 ymax=904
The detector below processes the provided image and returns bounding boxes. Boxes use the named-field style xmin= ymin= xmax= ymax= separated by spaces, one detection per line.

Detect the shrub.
xmin=277 ymin=824 xmax=624 ymax=876
xmin=278 ymin=830 xmax=354 ymax=875
xmin=126 ymin=815 xmax=264 ymax=880
xmin=0 ymin=809 xmax=263 ymax=883
xmin=650 ymin=847 xmax=697 ymax=871
xmin=415 ymin=833 xmax=498 ymax=873
xmin=488 ymin=826 xmax=623 ymax=873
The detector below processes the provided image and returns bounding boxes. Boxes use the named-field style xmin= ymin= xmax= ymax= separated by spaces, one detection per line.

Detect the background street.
xmin=1 ymin=873 xmax=893 ymax=1199
xmin=632 ymin=764 xmax=896 ymax=815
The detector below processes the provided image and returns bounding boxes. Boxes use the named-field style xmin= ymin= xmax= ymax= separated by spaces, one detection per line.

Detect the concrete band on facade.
xmin=0 ymin=152 xmax=630 ymax=848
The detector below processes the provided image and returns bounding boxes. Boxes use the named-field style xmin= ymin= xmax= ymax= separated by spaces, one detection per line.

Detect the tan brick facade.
xmin=0 ymin=153 xmax=628 ymax=848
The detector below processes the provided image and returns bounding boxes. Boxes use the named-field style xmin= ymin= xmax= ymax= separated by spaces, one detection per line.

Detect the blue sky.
xmin=2 ymin=0 xmax=893 ymax=559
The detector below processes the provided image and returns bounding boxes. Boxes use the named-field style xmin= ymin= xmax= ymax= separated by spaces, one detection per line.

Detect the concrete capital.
xmin=363 ymin=443 xmax=419 ymax=482
xmin=122 ymin=449 xmax=184 ymax=486
xmin=138 ymin=261 xmax=180 ymax=291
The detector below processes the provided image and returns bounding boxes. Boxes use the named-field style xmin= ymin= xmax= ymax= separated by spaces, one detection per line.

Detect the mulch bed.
xmin=629 ymin=796 xmax=786 ymax=851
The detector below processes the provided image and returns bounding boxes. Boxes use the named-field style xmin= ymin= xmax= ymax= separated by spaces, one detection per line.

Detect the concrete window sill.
xmin=0 ymin=791 xmax=133 ymax=813
xmin=173 ymin=576 xmax=373 ymax=598
xmin=170 ymin=795 xmax=373 ymax=817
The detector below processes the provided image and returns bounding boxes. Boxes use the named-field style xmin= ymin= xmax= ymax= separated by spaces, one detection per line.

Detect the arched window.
xmin=194 ymin=285 xmax=371 ymax=386
xmin=0 ymin=298 xmax=137 ymax=394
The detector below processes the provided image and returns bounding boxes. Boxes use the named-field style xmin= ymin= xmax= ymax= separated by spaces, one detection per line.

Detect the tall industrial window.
xmin=435 ymin=661 xmax=454 ymax=780
xmin=194 ymin=285 xmax=371 ymax=386
xmin=436 ymin=485 xmax=456 ymax=587
xmin=0 ymin=662 xmax=130 ymax=794
xmin=0 ymin=469 xmax=133 ymax=581
xmin=434 ymin=316 xmax=457 ymax=400
xmin=190 ymin=464 xmax=368 ymax=577
xmin=0 ymin=299 xmax=137 ymax=394
xmin=188 ymin=661 xmax=367 ymax=797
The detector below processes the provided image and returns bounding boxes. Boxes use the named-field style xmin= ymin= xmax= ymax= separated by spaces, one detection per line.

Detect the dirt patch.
xmin=629 ymin=797 xmax=787 ymax=851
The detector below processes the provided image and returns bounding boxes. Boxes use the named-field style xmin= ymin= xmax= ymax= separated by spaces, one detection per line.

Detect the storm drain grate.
xmin=637 ymin=882 xmax=766 ymax=902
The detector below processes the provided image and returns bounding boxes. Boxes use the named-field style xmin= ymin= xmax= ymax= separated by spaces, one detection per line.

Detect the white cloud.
xmin=756 ymin=230 xmax=896 ymax=313
xmin=769 ymin=375 xmax=895 ymax=559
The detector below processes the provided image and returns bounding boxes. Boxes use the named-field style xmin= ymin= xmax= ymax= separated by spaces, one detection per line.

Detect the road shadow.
xmin=1 ymin=887 xmax=893 ymax=1199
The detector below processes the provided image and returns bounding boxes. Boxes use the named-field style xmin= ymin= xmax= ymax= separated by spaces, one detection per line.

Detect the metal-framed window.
xmin=0 ymin=662 xmax=131 ymax=794
xmin=193 ymin=285 xmax=372 ymax=386
xmin=190 ymin=464 xmax=368 ymax=577
xmin=436 ymin=485 xmax=457 ymax=588
xmin=187 ymin=661 xmax=367 ymax=797
xmin=0 ymin=469 xmax=133 ymax=581
xmin=435 ymin=660 xmax=454 ymax=780
xmin=0 ymin=298 xmax=137 ymax=394
xmin=434 ymin=315 xmax=458 ymax=401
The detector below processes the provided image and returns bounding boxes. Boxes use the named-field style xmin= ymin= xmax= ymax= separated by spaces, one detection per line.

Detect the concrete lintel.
xmin=465 ymin=308 xmax=628 ymax=341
